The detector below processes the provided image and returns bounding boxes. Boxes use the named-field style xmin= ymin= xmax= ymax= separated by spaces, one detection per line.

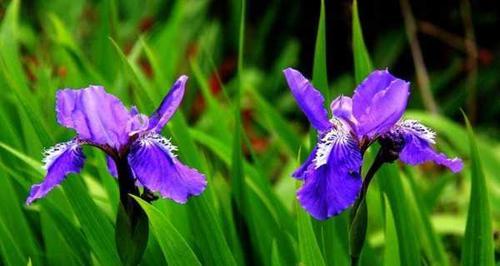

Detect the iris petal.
xmin=26 ymin=140 xmax=85 ymax=204
xmin=352 ymin=70 xmax=409 ymax=138
xmin=330 ymin=96 xmax=358 ymax=132
xmin=56 ymin=86 xmax=131 ymax=149
xmin=292 ymin=146 xmax=318 ymax=180
xmin=283 ymin=68 xmax=331 ymax=132
xmin=128 ymin=133 xmax=206 ymax=203
xmin=297 ymin=128 xmax=362 ymax=220
xmin=396 ymin=120 xmax=463 ymax=172
xmin=148 ymin=76 xmax=188 ymax=133
xmin=106 ymin=156 xmax=118 ymax=178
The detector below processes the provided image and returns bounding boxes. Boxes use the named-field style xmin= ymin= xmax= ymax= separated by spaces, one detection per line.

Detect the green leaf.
xmin=312 ymin=0 xmax=329 ymax=100
xmin=115 ymin=203 xmax=149 ymax=266
xmin=0 ymin=141 xmax=119 ymax=265
xmin=404 ymin=169 xmax=448 ymax=266
xmin=271 ymin=240 xmax=283 ymax=266
xmin=352 ymin=0 xmax=373 ymax=83
xmin=0 ymin=218 xmax=26 ymax=265
xmin=168 ymin=114 xmax=236 ymax=266
xmin=231 ymin=0 xmax=246 ymax=211
xmin=461 ymin=115 xmax=495 ymax=266
xmin=377 ymin=164 xmax=420 ymax=266
xmin=110 ymin=38 xmax=155 ymax=110
xmin=132 ymin=196 xmax=201 ymax=266
xmin=63 ymin=176 xmax=121 ymax=266
xmin=40 ymin=211 xmax=83 ymax=266
xmin=0 ymin=170 xmax=40 ymax=265
xmin=190 ymin=128 xmax=297 ymax=265
xmin=382 ymin=195 xmax=400 ymax=266
xmin=297 ymin=187 xmax=326 ymax=266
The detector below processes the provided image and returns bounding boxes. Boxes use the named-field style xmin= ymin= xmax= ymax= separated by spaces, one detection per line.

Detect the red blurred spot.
xmin=57 ymin=66 xmax=68 ymax=79
xmin=138 ymin=59 xmax=153 ymax=78
xmin=23 ymin=55 xmax=38 ymax=82
xmin=187 ymin=42 xmax=199 ymax=60
xmin=139 ymin=17 xmax=155 ymax=33
xmin=241 ymin=108 xmax=269 ymax=153
xmin=478 ymin=49 xmax=493 ymax=66
xmin=208 ymin=57 xmax=236 ymax=94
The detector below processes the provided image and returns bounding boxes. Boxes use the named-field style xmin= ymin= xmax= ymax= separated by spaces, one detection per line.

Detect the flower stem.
xmin=352 ymin=150 xmax=386 ymax=216
xmin=349 ymin=148 xmax=387 ymax=266
xmin=115 ymin=158 xmax=149 ymax=266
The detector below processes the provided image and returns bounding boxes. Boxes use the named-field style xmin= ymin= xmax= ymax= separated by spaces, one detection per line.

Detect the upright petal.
xmin=128 ymin=133 xmax=206 ymax=203
xmin=352 ymin=70 xmax=409 ymax=138
xmin=148 ymin=76 xmax=188 ymax=132
xmin=330 ymin=96 xmax=358 ymax=131
xmin=395 ymin=120 xmax=463 ymax=172
xmin=283 ymin=68 xmax=331 ymax=132
xmin=27 ymin=140 xmax=85 ymax=204
xmin=56 ymin=86 xmax=131 ymax=149
xmin=297 ymin=127 xmax=362 ymax=220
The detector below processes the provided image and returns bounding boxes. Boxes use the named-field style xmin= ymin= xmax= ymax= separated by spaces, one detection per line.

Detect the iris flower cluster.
xmin=284 ymin=68 xmax=463 ymax=220
xmin=27 ymin=68 xmax=463 ymax=224
xmin=27 ymin=76 xmax=207 ymax=205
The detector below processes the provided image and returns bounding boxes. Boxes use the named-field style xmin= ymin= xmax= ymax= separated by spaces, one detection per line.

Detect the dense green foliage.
xmin=0 ymin=0 xmax=498 ymax=265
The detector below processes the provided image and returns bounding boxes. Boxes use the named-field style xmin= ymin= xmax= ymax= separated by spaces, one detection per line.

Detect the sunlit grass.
xmin=0 ymin=0 xmax=498 ymax=265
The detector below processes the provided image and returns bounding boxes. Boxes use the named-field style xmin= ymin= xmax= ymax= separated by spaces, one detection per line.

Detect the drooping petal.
xmin=56 ymin=86 xmax=131 ymax=149
xmin=148 ymin=76 xmax=188 ymax=133
xmin=292 ymin=146 xmax=318 ymax=180
xmin=297 ymin=127 xmax=362 ymax=220
xmin=128 ymin=133 xmax=206 ymax=203
xmin=395 ymin=120 xmax=463 ymax=172
xmin=283 ymin=68 xmax=331 ymax=132
xmin=352 ymin=70 xmax=409 ymax=138
xmin=106 ymin=156 xmax=118 ymax=178
xmin=26 ymin=140 xmax=85 ymax=204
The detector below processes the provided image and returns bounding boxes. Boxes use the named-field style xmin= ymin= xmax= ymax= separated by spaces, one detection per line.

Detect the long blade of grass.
xmin=297 ymin=193 xmax=326 ymax=266
xmin=133 ymin=196 xmax=202 ymax=266
xmin=312 ymin=0 xmax=329 ymax=100
xmin=231 ymin=0 xmax=246 ymax=211
xmin=352 ymin=0 xmax=373 ymax=83
xmin=377 ymin=164 xmax=420 ymax=266
xmin=168 ymin=113 xmax=236 ymax=265
xmin=461 ymin=115 xmax=495 ymax=266
xmin=0 ymin=142 xmax=121 ymax=266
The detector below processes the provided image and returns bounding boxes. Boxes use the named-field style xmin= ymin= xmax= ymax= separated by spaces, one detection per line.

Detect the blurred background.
xmin=9 ymin=0 xmax=500 ymax=133
xmin=0 ymin=0 xmax=498 ymax=265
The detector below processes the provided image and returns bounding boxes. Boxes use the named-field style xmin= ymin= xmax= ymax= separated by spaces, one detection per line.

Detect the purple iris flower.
xmin=27 ymin=76 xmax=207 ymax=205
xmin=283 ymin=68 xmax=463 ymax=220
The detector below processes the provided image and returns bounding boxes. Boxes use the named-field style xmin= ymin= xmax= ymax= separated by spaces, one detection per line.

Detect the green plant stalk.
xmin=350 ymin=144 xmax=400 ymax=265
xmin=115 ymin=158 xmax=152 ymax=266
xmin=349 ymin=149 xmax=384 ymax=265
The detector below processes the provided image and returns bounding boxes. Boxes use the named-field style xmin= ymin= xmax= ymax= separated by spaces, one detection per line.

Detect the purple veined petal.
xmin=330 ymin=96 xmax=358 ymax=132
xmin=283 ymin=68 xmax=331 ymax=132
xmin=128 ymin=133 xmax=207 ymax=203
xmin=106 ymin=156 xmax=118 ymax=178
xmin=292 ymin=146 xmax=318 ymax=180
xmin=127 ymin=113 xmax=149 ymax=136
xmin=56 ymin=86 xmax=131 ymax=149
xmin=297 ymin=127 xmax=362 ymax=220
xmin=148 ymin=76 xmax=188 ymax=133
xmin=396 ymin=120 xmax=463 ymax=173
xmin=352 ymin=70 xmax=410 ymax=139
xmin=26 ymin=140 xmax=85 ymax=204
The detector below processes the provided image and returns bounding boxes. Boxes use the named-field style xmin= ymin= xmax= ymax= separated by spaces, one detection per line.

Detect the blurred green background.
xmin=0 ymin=0 xmax=498 ymax=265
